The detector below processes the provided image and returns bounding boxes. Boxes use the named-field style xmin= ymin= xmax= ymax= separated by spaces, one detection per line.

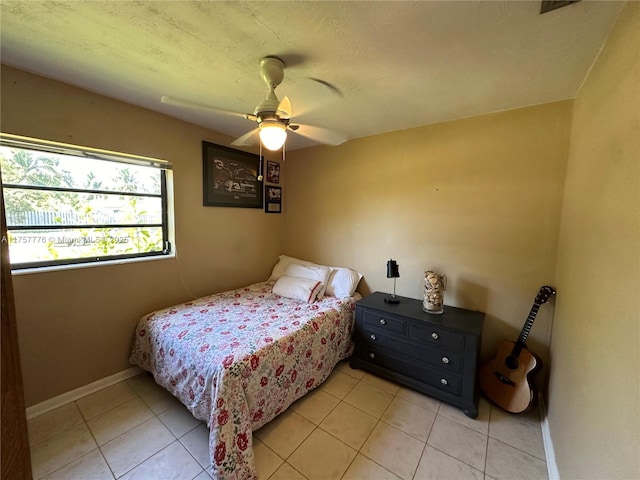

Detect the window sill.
xmin=11 ymin=252 xmax=176 ymax=275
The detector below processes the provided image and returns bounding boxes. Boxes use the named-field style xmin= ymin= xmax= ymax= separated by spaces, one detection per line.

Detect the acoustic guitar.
xmin=479 ymin=286 xmax=556 ymax=414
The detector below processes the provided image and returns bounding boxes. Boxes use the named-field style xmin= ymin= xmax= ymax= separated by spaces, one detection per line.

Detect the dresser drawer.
xmin=356 ymin=327 xmax=463 ymax=374
xmin=360 ymin=308 xmax=406 ymax=335
xmin=359 ymin=346 xmax=462 ymax=396
xmin=409 ymin=322 xmax=465 ymax=352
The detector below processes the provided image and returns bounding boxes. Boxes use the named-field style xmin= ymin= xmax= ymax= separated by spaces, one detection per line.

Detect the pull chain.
xmin=258 ymin=141 xmax=263 ymax=181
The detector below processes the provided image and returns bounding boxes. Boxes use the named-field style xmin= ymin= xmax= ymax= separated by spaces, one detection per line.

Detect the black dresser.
xmin=350 ymin=292 xmax=485 ymax=418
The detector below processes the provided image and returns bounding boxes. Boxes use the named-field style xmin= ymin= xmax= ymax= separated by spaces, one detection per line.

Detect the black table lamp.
xmin=385 ymin=259 xmax=400 ymax=304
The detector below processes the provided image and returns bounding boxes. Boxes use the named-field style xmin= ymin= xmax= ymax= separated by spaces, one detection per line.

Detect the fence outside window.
xmin=0 ymin=133 xmax=173 ymax=269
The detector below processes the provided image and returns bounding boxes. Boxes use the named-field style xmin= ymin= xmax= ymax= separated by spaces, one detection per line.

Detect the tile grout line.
xmin=338 ymin=375 xmax=395 ymax=480
xmin=485 ymin=404 xmax=549 ymax=462
xmin=417 ymin=406 xmax=491 ymax=478
xmin=113 ymin=388 xmax=210 ymax=479
xmin=346 ymin=378 xmax=413 ymax=480
xmin=280 ymin=374 xmax=363 ymax=478
xmin=337 ymin=373 xmax=381 ymax=480
xmin=338 ymin=373 xmax=452 ymax=480
xmin=93 ymin=388 xmax=161 ymax=480
xmin=44 ymin=379 xmax=198 ymax=480
xmin=483 ymin=405 xmax=493 ymax=477
xmin=276 ymin=374 xmax=397 ymax=480
xmin=410 ymin=399 xmax=441 ymax=480
xmin=257 ymin=439 xmax=285 ymax=480
xmin=35 ymin=398 xmax=115 ymax=480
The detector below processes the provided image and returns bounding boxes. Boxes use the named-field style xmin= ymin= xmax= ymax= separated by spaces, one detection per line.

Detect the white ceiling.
xmin=0 ymin=1 xmax=625 ymax=150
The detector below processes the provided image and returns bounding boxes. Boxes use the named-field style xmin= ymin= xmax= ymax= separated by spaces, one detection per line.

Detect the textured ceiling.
xmin=0 ymin=1 xmax=625 ymax=150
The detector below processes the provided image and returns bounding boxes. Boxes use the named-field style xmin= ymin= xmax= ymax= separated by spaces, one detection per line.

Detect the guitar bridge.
xmin=494 ymin=371 xmax=516 ymax=386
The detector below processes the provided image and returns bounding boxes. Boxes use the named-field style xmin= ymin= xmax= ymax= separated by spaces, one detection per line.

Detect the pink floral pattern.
xmin=129 ymin=281 xmax=359 ymax=480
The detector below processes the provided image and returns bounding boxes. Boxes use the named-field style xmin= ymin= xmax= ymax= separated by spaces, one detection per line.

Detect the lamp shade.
xmin=259 ymin=121 xmax=287 ymax=151
xmin=386 ymin=259 xmax=400 ymax=278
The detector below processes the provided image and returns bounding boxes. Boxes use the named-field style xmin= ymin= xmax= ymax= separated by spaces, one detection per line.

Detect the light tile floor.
xmin=29 ymin=361 xmax=549 ymax=480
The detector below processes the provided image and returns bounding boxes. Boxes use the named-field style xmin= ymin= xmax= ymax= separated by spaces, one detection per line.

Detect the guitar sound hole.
xmin=505 ymin=355 xmax=519 ymax=370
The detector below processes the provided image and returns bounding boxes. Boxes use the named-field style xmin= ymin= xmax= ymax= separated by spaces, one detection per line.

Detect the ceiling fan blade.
xmin=161 ymin=96 xmax=249 ymax=119
xmin=307 ymin=78 xmax=344 ymax=98
xmin=230 ymin=128 xmax=259 ymax=147
xmin=277 ymin=96 xmax=292 ymax=119
xmin=290 ymin=124 xmax=348 ymax=146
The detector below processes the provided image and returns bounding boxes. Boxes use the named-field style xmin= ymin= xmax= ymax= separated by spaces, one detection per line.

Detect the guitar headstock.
xmin=535 ymin=285 xmax=556 ymax=305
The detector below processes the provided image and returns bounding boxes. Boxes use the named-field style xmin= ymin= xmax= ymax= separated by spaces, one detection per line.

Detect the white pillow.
xmin=272 ymin=275 xmax=324 ymax=303
xmin=325 ymin=267 xmax=363 ymax=298
xmin=284 ymin=263 xmax=333 ymax=299
xmin=268 ymin=255 xmax=316 ymax=281
xmin=267 ymin=254 xmax=362 ymax=298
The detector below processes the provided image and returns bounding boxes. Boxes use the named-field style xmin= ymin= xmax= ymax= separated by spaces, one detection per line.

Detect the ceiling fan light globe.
xmin=259 ymin=123 xmax=287 ymax=150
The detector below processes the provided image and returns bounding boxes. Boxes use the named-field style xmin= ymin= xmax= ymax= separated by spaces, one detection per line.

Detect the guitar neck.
xmin=518 ymin=303 xmax=540 ymax=344
xmin=508 ymin=285 xmax=555 ymax=359
xmin=511 ymin=303 xmax=540 ymax=356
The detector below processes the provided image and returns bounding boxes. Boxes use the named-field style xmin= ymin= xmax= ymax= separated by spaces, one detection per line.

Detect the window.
xmin=0 ymin=133 xmax=173 ymax=269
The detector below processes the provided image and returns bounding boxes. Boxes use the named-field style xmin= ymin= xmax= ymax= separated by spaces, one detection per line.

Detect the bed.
xmin=129 ymin=257 xmax=362 ymax=480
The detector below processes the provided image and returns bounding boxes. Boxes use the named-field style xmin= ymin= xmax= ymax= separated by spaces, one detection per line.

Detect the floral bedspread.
xmin=129 ymin=281 xmax=359 ymax=479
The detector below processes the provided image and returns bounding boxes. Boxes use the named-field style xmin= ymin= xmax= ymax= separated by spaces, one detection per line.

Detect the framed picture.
xmin=265 ymin=185 xmax=282 ymax=214
xmin=202 ymin=141 xmax=263 ymax=208
xmin=266 ymin=160 xmax=280 ymax=184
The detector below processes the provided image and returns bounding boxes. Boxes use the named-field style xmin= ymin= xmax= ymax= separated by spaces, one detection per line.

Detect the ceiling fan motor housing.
xmin=254 ymin=91 xmax=281 ymax=116
xmin=256 ymin=112 xmax=291 ymax=128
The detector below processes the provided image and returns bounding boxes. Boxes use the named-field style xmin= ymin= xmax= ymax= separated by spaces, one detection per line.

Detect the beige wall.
xmin=284 ymin=101 xmax=573 ymax=371
xmin=1 ymin=65 xmax=285 ymax=406
xmin=549 ymin=2 xmax=640 ymax=479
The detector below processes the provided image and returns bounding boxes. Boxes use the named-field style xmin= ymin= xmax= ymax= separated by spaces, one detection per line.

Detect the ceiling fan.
xmin=161 ymin=56 xmax=347 ymax=151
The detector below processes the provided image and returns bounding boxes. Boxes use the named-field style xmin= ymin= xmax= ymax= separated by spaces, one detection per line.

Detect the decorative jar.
xmin=423 ymin=270 xmax=446 ymax=314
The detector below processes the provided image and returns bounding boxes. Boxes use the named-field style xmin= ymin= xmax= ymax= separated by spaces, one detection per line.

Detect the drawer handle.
xmin=369 ymin=353 xmax=375 ymax=359
xmin=370 ymin=334 xmax=377 ymax=341
xmin=379 ymin=319 xmax=387 ymax=325
xmin=431 ymin=332 xmax=439 ymax=340
xmin=440 ymin=378 xmax=448 ymax=386
xmin=441 ymin=356 xmax=450 ymax=364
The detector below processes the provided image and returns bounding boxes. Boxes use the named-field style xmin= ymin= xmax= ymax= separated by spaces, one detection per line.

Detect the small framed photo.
xmin=266 ymin=160 xmax=280 ymax=184
xmin=202 ymin=141 xmax=263 ymax=208
xmin=265 ymin=186 xmax=282 ymax=214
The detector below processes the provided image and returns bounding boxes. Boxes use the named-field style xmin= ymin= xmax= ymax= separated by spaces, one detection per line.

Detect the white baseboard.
xmin=539 ymin=394 xmax=560 ymax=480
xmin=26 ymin=366 xmax=144 ymax=420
